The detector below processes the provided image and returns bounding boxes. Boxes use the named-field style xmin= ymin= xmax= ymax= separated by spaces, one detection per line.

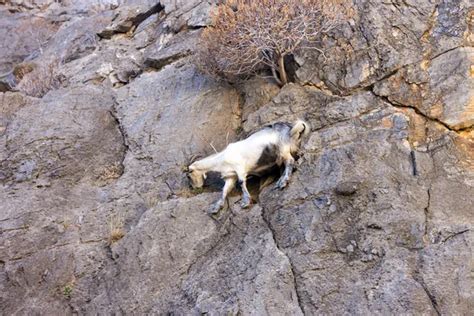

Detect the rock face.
xmin=0 ymin=1 xmax=472 ymax=315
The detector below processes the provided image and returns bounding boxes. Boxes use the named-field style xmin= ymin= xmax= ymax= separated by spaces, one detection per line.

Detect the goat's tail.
xmin=290 ymin=119 xmax=310 ymax=140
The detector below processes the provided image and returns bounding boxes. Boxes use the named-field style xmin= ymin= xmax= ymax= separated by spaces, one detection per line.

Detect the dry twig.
xmin=196 ymin=0 xmax=353 ymax=86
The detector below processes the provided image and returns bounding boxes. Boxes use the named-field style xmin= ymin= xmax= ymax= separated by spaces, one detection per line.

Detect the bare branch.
xmin=195 ymin=0 xmax=353 ymax=86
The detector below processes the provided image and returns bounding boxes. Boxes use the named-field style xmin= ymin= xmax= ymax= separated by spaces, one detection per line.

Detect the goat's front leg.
xmin=209 ymin=177 xmax=236 ymax=215
xmin=276 ymin=156 xmax=295 ymax=190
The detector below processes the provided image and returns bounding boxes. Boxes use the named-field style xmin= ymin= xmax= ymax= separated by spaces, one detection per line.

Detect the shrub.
xmin=196 ymin=0 xmax=353 ymax=86
xmin=63 ymin=284 xmax=73 ymax=299
xmin=108 ymin=212 xmax=125 ymax=245
xmin=61 ymin=279 xmax=76 ymax=300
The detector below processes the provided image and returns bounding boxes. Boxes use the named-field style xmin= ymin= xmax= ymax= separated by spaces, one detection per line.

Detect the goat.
xmin=187 ymin=120 xmax=310 ymax=214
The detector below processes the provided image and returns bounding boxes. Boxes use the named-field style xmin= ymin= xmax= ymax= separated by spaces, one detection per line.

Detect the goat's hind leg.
xmin=209 ymin=177 xmax=236 ymax=215
xmin=238 ymin=177 xmax=252 ymax=209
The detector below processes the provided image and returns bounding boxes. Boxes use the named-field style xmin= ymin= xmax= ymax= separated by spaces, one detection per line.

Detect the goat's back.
xmin=219 ymin=128 xmax=279 ymax=171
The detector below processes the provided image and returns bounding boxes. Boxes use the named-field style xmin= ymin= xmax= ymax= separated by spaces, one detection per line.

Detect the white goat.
xmin=188 ymin=120 xmax=310 ymax=214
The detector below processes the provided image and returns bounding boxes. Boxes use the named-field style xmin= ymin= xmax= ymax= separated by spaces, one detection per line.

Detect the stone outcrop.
xmin=0 ymin=0 xmax=472 ymax=315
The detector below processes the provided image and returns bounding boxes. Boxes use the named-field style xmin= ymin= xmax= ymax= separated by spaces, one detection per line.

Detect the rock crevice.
xmin=260 ymin=205 xmax=305 ymax=315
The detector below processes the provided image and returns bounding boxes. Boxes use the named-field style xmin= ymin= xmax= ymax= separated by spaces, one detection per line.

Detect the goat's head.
xmin=187 ymin=164 xmax=207 ymax=189
xmin=289 ymin=120 xmax=310 ymax=154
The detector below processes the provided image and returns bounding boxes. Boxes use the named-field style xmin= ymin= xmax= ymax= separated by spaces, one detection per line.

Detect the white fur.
xmin=188 ymin=120 xmax=310 ymax=214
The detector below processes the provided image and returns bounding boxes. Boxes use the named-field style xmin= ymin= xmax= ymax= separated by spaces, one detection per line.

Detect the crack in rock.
xmin=318 ymin=45 xmax=467 ymax=98
xmin=369 ymin=88 xmax=467 ymax=133
xmin=413 ymin=272 xmax=441 ymax=316
xmin=441 ymin=229 xmax=470 ymax=244
xmin=423 ymin=186 xmax=432 ymax=243
xmin=108 ymin=98 xmax=130 ymax=179
xmin=260 ymin=206 xmax=305 ymax=315
xmin=410 ymin=150 xmax=418 ymax=176
xmin=144 ymin=51 xmax=192 ymax=72
xmin=98 ymin=3 xmax=165 ymax=39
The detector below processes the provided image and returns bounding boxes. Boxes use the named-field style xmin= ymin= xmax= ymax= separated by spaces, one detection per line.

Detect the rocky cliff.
xmin=0 ymin=0 xmax=473 ymax=314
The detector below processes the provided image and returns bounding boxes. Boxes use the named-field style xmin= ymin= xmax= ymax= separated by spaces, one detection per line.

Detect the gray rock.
xmin=98 ymin=3 xmax=164 ymax=39
xmin=112 ymin=58 xmax=241 ymax=201
xmin=254 ymin=85 xmax=472 ymax=314
xmin=373 ymin=47 xmax=474 ymax=131
xmin=335 ymin=181 xmax=360 ymax=196
xmin=144 ymin=29 xmax=200 ymax=71
xmin=295 ymin=0 xmax=472 ymax=94
xmin=0 ymin=0 xmax=472 ymax=315
xmin=0 ymin=70 xmax=16 ymax=92
xmin=77 ymin=198 xmax=302 ymax=314
xmin=1 ymin=85 xmax=125 ymax=184
xmin=0 ymin=9 xmax=59 ymax=73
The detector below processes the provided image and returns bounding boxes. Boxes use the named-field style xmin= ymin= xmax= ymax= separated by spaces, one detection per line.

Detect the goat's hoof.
xmin=208 ymin=204 xmax=222 ymax=215
xmin=240 ymin=199 xmax=251 ymax=209
xmin=275 ymin=180 xmax=288 ymax=190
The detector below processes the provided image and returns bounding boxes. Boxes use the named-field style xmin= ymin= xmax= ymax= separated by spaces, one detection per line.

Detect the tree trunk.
xmin=271 ymin=65 xmax=283 ymax=86
xmin=277 ymin=54 xmax=288 ymax=85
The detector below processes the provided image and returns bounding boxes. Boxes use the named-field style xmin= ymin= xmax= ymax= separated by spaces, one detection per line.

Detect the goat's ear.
xmin=203 ymin=173 xmax=207 ymax=180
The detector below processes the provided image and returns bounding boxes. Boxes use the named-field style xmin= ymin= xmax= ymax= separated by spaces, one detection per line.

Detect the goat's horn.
xmin=190 ymin=154 xmax=202 ymax=163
